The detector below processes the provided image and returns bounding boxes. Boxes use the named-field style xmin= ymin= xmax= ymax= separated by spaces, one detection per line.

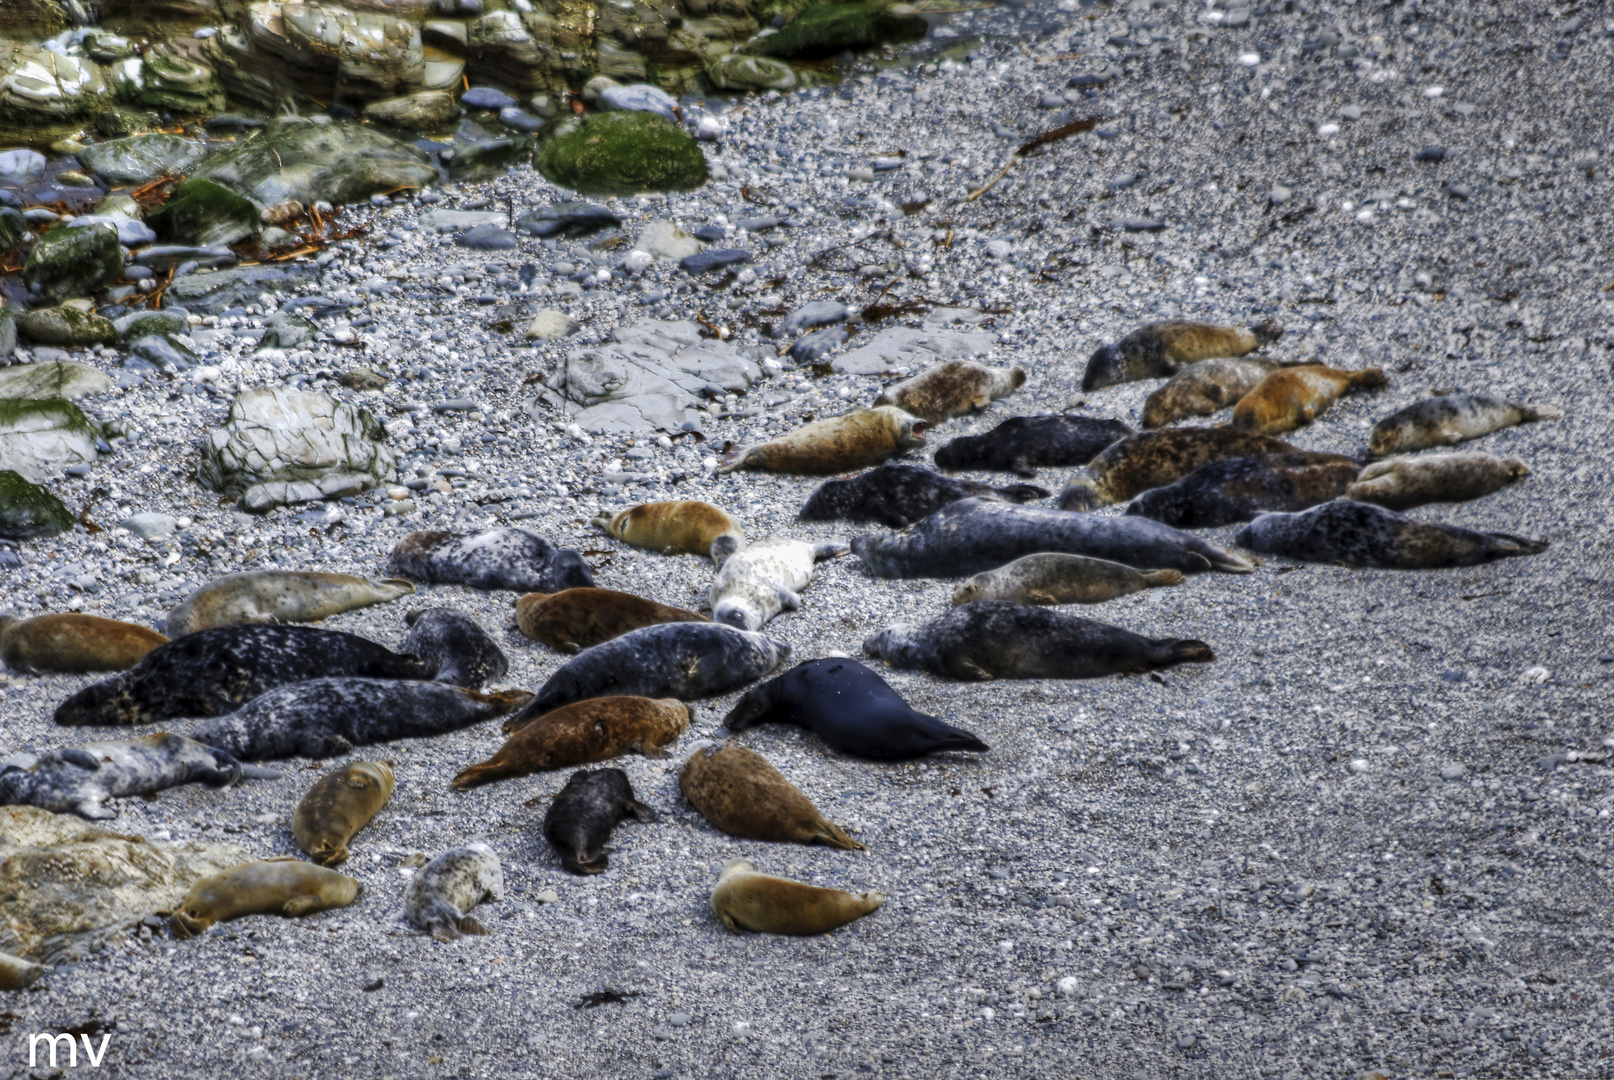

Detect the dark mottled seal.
xmin=404 ymin=844 xmax=503 ymax=941
xmin=1124 ymin=453 xmax=1362 ymax=528
xmin=1346 ymin=452 xmax=1530 ymax=511
xmin=1058 ymin=427 xmax=1304 ymax=510
xmin=388 ymin=527 xmax=595 ymax=592
xmin=932 ymin=415 xmax=1136 ymax=478
xmin=1229 ymin=364 xmax=1388 ymax=435
xmin=399 ymin=608 xmax=508 ymax=689
xmin=798 ymin=463 xmax=1048 ymax=528
xmin=0 ymin=734 xmax=255 ymax=820
xmin=1236 ymin=501 xmax=1549 ymax=569
xmin=463 ymin=696 xmax=690 ymax=778
xmin=679 ymin=744 xmax=863 ymax=850
xmin=54 ymin=625 xmax=430 ymax=727
xmin=292 ymin=760 xmax=395 ymax=867
xmin=514 ymin=588 xmax=710 ymax=653
xmin=1082 ymin=319 xmax=1283 ymax=391
xmin=716 ymin=407 xmax=927 ymax=475
xmin=864 ymin=601 xmax=1215 ymax=681
xmin=871 ymin=361 xmax=1026 ymax=424
xmin=0 ymin=613 xmax=168 ymax=674
xmin=723 ymin=658 xmax=988 ymax=760
xmin=711 ymin=859 xmax=884 ymax=936
xmin=1367 ymin=394 xmax=1562 ymax=457
xmin=543 ymin=767 xmax=657 ymax=875
xmin=851 ymin=497 xmax=1251 ymax=578
xmin=171 ymin=858 xmax=361 ymax=939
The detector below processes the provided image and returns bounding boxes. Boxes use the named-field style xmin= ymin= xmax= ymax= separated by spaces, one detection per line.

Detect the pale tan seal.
xmin=1346 ymin=452 xmax=1530 ymax=511
xmin=678 ymin=744 xmax=864 ymax=851
xmin=709 ymin=537 xmax=849 ymax=632
xmin=710 ymin=858 xmax=885 ymax=936
xmin=716 ymin=407 xmax=927 ymax=476
xmin=1230 ymin=364 xmax=1388 ymax=435
xmin=952 ymin=554 xmax=1184 ymax=606
xmin=1140 ymin=357 xmax=1289 ymax=428
xmin=1367 ymin=394 xmax=1563 ymax=457
xmin=453 ymin=696 xmax=690 ymax=787
xmin=292 ymin=760 xmax=395 ymax=867
xmin=1083 ymin=319 xmax=1284 ymax=391
xmin=591 ymin=500 xmax=746 ymax=564
xmin=165 ymin=571 xmax=415 ymax=637
xmin=513 ymin=588 xmax=710 ymax=654
xmin=872 ymin=361 xmax=1026 ymax=424
xmin=170 ymin=857 xmax=361 ymax=938
xmin=404 ymin=844 xmax=503 ymax=941
xmin=0 ymin=613 xmax=167 ymax=674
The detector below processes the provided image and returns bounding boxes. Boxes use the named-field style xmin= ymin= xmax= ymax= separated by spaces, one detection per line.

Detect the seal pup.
xmin=709 ymin=537 xmax=849 ymax=632
xmin=1082 ymin=319 xmax=1284 ymax=391
xmin=1140 ymin=357 xmax=1293 ymax=428
xmin=1230 ymin=364 xmax=1388 ymax=435
xmin=679 ymin=744 xmax=864 ymax=850
xmin=953 ymin=554 xmax=1183 ymax=606
xmin=1367 ymin=395 xmax=1563 ymax=457
xmin=1124 ymin=453 xmax=1362 ymax=528
xmin=399 ymin=608 xmax=508 ymax=689
xmin=1237 ymin=502 xmax=1549 ymax=570
xmin=932 ymin=415 xmax=1135 ymax=478
xmin=864 ymin=601 xmax=1215 ymax=681
xmin=716 ymin=407 xmax=927 ymax=476
xmin=710 ymin=859 xmax=884 ymax=936
xmin=0 ymin=951 xmax=47 ymax=990
xmin=0 ymin=613 xmax=167 ymax=674
xmin=292 ymin=760 xmax=395 ymax=867
xmin=404 ymin=844 xmax=503 ymax=941
xmin=1057 ymin=427 xmax=1306 ymax=510
xmin=723 ymin=658 xmax=988 ymax=760
xmin=798 ymin=463 xmax=1048 ymax=529
xmin=164 ymin=572 xmax=415 ymax=637
xmin=591 ymin=500 xmax=745 ymax=564
xmin=514 ymin=588 xmax=710 ymax=654
xmin=54 ymin=624 xmax=429 ymax=727
xmin=388 ymin=527 xmax=595 ymax=592
xmin=542 ymin=768 xmax=657 ymax=875
xmin=1346 ymin=452 xmax=1530 ymax=511
xmin=170 ymin=858 xmax=361 ymax=939
xmin=190 ymin=678 xmax=533 ymax=762
xmin=454 ymin=697 xmax=690 ymax=784
xmin=851 ymin=497 xmax=1252 ymax=578
xmin=0 ymin=734 xmax=259 ymax=820
xmin=871 ymin=361 xmax=1026 ymax=424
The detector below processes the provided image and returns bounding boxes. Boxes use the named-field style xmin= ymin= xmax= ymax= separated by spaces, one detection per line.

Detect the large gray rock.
xmin=22 ymin=222 xmax=124 ymax=305
xmin=0 ymin=397 xmax=101 ymax=483
xmin=15 ymin=305 xmax=118 ymax=348
xmin=0 ymin=361 xmax=113 ymax=401
xmin=106 ymin=42 xmax=226 ymax=115
xmin=831 ymin=326 xmax=999 ymax=376
xmin=0 ymin=45 xmax=108 ymax=127
xmin=363 ymin=89 xmax=458 ymax=130
xmin=165 ymin=264 xmax=307 ymax=315
xmin=0 ymin=468 xmax=73 ymax=541
xmin=281 ymin=3 xmax=424 ymax=100
xmin=145 ymin=177 xmax=260 ymax=247
xmin=77 ymin=133 xmax=209 ymax=186
xmin=193 ymin=118 xmax=436 ymax=209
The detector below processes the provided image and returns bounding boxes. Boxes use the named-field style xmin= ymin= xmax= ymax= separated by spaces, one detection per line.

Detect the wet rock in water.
xmin=77 ymin=134 xmax=209 ymax=187
xmin=146 ymin=178 xmax=260 ymax=248
xmin=448 ymin=134 xmax=527 ymax=180
xmin=462 ymin=86 xmax=517 ymax=110
xmin=0 ymin=360 xmax=113 ymax=401
xmin=466 ymin=10 xmax=555 ymax=93
xmin=0 ymin=149 xmax=46 ymax=185
xmin=133 ymin=244 xmax=238 ymax=272
xmin=22 ymin=221 xmax=124 ymax=304
xmin=66 ymin=212 xmax=158 ymax=247
xmin=94 ymin=105 xmax=161 ymax=138
xmin=536 ymin=113 xmax=708 ymax=197
xmin=364 ymin=89 xmax=459 ymax=130
xmin=778 ymin=300 xmax=854 ymax=339
xmin=193 ymin=118 xmax=435 ymax=209
xmin=0 ymin=468 xmax=73 ymax=541
xmin=106 ymin=42 xmax=226 ymax=117
xmin=515 ymin=203 xmax=622 ymax=239
xmin=15 ymin=305 xmax=118 ymax=348
xmin=707 ymin=54 xmax=797 ymax=92
xmin=114 ymin=309 xmax=189 ymax=342
xmin=598 ymin=83 xmax=679 ymax=121
xmin=0 ymin=45 xmax=108 ymax=131
xmin=0 ymin=398 xmax=102 ymax=483
xmin=746 ymin=3 xmax=928 ymax=60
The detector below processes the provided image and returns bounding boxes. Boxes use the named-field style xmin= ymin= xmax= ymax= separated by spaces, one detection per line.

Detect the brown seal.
xmin=678 ymin=744 xmax=864 ymax=850
xmin=291 ymin=760 xmax=395 ymax=867
xmin=591 ymin=500 xmax=746 ymax=563
xmin=716 ymin=407 xmax=927 ymax=476
xmin=710 ymin=858 xmax=885 ymax=936
xmin=1140 ymin=357 xmax=1291 ymax=428
xmin=513 ymin=588 xmax=711 ymax=654
xmin=450 ymin=696 xmax=690 ymax=789
xmin=872 ymin=361 xmax=1026 ymax=424
xmin=952 ymin=554 xmax=1183 ymax=606
xmin=1346 ymin=452 xmax=1530 ymax=511
xmin=0 ymin=613 xmax=167 ymax=674
xmin=1057 ymin=427 xmax=1311 ymax=510
xmin=170 ymin=857 xmax=361 ymax=938
xmin=1083 ymin=320 xmax=1284 ymax=391
xmin=1229 ymin=364 xmax=1388 ymax=435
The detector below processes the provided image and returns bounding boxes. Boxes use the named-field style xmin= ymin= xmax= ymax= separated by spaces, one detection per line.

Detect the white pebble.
xmin=1355 ymin=209 xmax=1374 ymax=223
xmin=1423 ymin=85 xmax=1445 ymax=98
xmin=623 ymin=249 xmax=653 ymax=273
xmin=1318 ymin=123 xmax=1340 ymax=137
xmin=702 ymin=455 xmax=718 ymax=471
xmin=1056 ymin=977 xmax=1079 ymax=997
xmin=1521 ymin=666 xmax=1550 ymax=684
xmin=731 ymin=1021 xmax=752 ymax=1037
xmin=1237 ymin=52 xmax=1261 ymax=67
xmin=1349 ymin=759 xmax=1369 ymax=774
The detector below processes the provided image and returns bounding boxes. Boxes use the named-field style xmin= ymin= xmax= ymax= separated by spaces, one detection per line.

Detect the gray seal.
xmin=388 ymin=527 xmax=595 ymax=592
xmin=404 ymin=844 xmax=504 ymax=941
xmin=1082 ymin=320 xmax=1283 ymax=391
xmin=1367 ymin=395 xmax=1562 ymax=457
xmin=798 ymin=463 xmax=1048 ymax=529
xmin=709 ymin=537 xmax=848 ymax=631
xmin=0 ymin=733 xmax=272 ymax=820
xmin=1124 ymin=453 xmax=1361 ymax=529
xmin=542 ymin=768 xmax=657 ymax=875
xmin=1237 ymin=501 xmax=1549 ymax=569
xmin=399 ymin=608 xmax=508 ymax=689
xmin=932 ymin=415 xmax=1135 ymax=477
xmin=1346 ymin=452 xmax=1530 ymax=511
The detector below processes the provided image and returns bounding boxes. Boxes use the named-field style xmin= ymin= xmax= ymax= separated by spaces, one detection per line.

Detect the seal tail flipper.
xmin=589 ymin=512 xmax=615 ymax=536
xmin=1009 ymin=456 xmax=1038 ymax=478
xmin=564 ymin=850 xmax=608 ymax=875
xmin=1141 ymin=569 xmax=1186 ymax=588
xmin=997 ymin=483 xmax=1051 ymax=502
xmin=1351 ymin=368 xmax=1390 ymax=390
xmin=810 ymin=821 xmax=867 ymax=852
xmin=1205 ymin=548 xmax=1255 ymax=574
xmin=811 ymin=541 xmax=851 ymax=562
xmin=1251 ymin=320 xmax=1284 ymax=347
xmin=451 ymin=759 xmax=515 ymax=791
xmin=1519 ymin=405 xmax=1563 ymax=423
xmin=1483 ymin=532 xmax=1549 ymax=558
xmin=1164 ymin=639 xmax=1216 ymax=666
xmin=626 ymin=798 xmax=658 ymax=824
xmin=312 ymin=843 xmax=350 ymax=868
xmin=457 ymin=914 xmax=492 ymax=937
xmin=238 ymin=765 xmax=284 ymax=781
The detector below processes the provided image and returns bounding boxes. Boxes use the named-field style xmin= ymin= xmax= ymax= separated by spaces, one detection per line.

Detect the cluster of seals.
xmin=709 ymin=537 xmax=848 ymax=631
xmin=716 ymin=406 xmax=927 ymax=475
xmin=292 ymin=760 xmax=395 ymax=867
xmin=1140 ymin=357 xmax=1292 ymax=428
xmin=1082 ymin=319 xmax=1284 ymax=391
xmin=798 ymin=463 xmax=1048 ymax=529
xmin=679 ymin=744 xmax=864 ymax=850
xmin=1367 ymin=394 xmax=1562 ymax=457
xmin=397 ymin=608 xmax=508 ymax=689
xmin=171 ymin=858 xmax=361 ymax=939
xmin=724 ymin=658 xmax=988 ymax=760
xmin=542 ymin=768 xmax=657 ymax=875
xmin=514 ymin=587 xmax=710 ymax=653
xmin=1237 ymin=501 xmax=1549 ymax=569
xmin=1229 ymin=364 xmax=1388 ymax=435
xmin=592 ymin=500 xmax=745 ymax=564
xmin=864 ymin=601 xmax=1215 ymax=681
xmin=1124 ymin=452 xmax=1362 ymax=528
xmin=403 ymin=844 xmax=503 ymax=941
xmin=0 ymin=613 xmax=168 ymax=674
xmin=1346 ymin=452 xmax=1530 ymax=511
xmin=388 ymin=527 xmax=595 ymax=592
xmin=456 ymin=696 xmax=690 ymax=784
xmin=710 ymin=859 xmax=884 ymax=936
xmin=164 ymin=571 xmax=414 ymax=637
xmin=932 ymin=415 xmax=1135 ymax=477
xmin=871 ymin=361 xmax=1026 ymax=424
xmin=0 ymin=734 xmax=260 ymax=820
xmin=952 ymin=554 xmax=1184 ymax=607
xmin=1057 ymin=427 xmax=1304 ymax=510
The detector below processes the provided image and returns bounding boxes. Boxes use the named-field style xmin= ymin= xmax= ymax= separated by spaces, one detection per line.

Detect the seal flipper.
xmin=281 ymin=895 xmax=322 ymax=918
xmin=60 ymin=749 xmax=101 ymax=770
xmin=808 ymin=820 xmax=866 ymax=852
xmin=1482 ymin=532 xmax=1549 ymax=558
xmin=997 ymin=483 xmax=1051 ymax=502
xmin=457 ymin=914 xmax=491 ymax=936
xmin=77 ymin=799 xmax=116 ymax=821
xmin=948 ymin=658 xmax=994 ymax=682
xmin=811 ymin=542 xmax=850 ymax=562
xmin=1141 ymin=569 xmax=1185 ymax=588
xmin=625 ymin=798 xmax=658 ymax=824
xmin=776 ymin=587 xmax=802 ymax=612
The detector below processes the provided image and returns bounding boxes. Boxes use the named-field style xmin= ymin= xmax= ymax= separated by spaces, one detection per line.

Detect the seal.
xmin=514 ymin=588 xmax=710 ymax=654
xmin=798 ymin=463 xmax=1048 ymax=528
xmin=851 ymin=497 xmax=1252 ymax=578
xmin=512 ymin=623 xmax=790 ymax=721
xmin=591 ymin=500 xmax=745 ymax=564
xmin=1082 ymin=319 xmax=1284 ymax=391
xmin=1236 ymin=501 xmax=1549 ymax=569
xmin=164 ymin=571 xmax=415 ymax=637
xmin=399 ymin=608 xmax=508 ymax=689
xmin=54 ymin=624 xmax=430 ymax=727
xmin=1346 ymin=452 xmax=1530 ymax=511
xmin=0 ymin=951 xmax=47 ymax=990
xmin=871 ymin=360 xmax=1026 ymax=424
xmin=952 ymin=554 xmax=1184 ymax=606
xmin=1229 ymin=364 xmax=1388 ymax=435
xmin=716 ymin=407 xmax=927 ymax=476
xmin=864 ymin=601 xmax=1215 ymax=681
xmin=542 ymin=767 xmax=657 ymax=875
xmin=1367 ymin=394 xmax=1563 ymax=457
xmin=709 ymin=537 xmax=849 ymax=631
xmin=1124 ymin=452 xmax=1362 ymax=528
xmin=403 ymin=843 xmax=503 ymax=941
xmin=723 ymin=658 xmax=988 ymax=760
xmin=292 ymin=760 xmax=395 ymax=867
xmin=710 ymin=858 xmax=884 ymax=936
xmin=0 ymin=613 xmax=168 ymax=674
xmin=454 ymin=696 xmax=689 ymax=785
xmin=190 ymin=678 xmax=533 ymax=762
xmin=932 ymin=415 xmax=1135 ymax=478
xmin=170 ymin=857 xmax=361 ymax=939
xmin=1057 ymin=427 xmax=1305 ymax=510
xmin=387 ymin=527 xmax=595 ymax=592
xmin=1140 ymin=357 xmax=1291 ymax=428
xmin=679 ymin=744 xmax=864 ymax=850
xmin=0 ymin=733 xmax=262 ymax=820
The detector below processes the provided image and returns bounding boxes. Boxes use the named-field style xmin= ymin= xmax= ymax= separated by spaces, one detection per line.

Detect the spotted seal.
xmin=710 ymin=537 xmax=848 ymax=631
xmin=723 ymin=658 xmax=988 ymax=760
xmin=1124 ymin=452 xmax=1362 ymax=528
xmin=798 ymin=463 xmax=1048 ymax=528
xmin=679 ymin=744 xmax=864 ymax=850
xmin=387 ymin=527 xmax=595 ymax=592
xmin=0 ymin=734 xmax=266 ymax=820
xmin=292 ymin=760 xmax=395 ymax=867
xmin=1229 ymin=364 xmax=1388 ymax=435
xmin=1140 ymin=357 xmax=1293 ymax=428
xmin=1346 ymin=452 xmax=1530 ymax=511
xmin=398 ymin=608 xmax=508 ymax=689
xmin=864 ymin=601 xmax=1215 ymax=681
xmin=455 ymin=696 xmax=690 ymax=783
xmin=404 ymin=844 xmax=503 ymax=941
xmin=1236 ymin=501 xmax=1549 ymax=569
xmin=711 ymin=859 xmax=885 ymax=936
xmin=716 ymin=407 xmax=927 ymax=475
xmin=871 ymin=361 xmax=1026 ymax=424
xmin=1367 ymin=395 xmax=1563 ymax=457
xmin=1082 ymin=319 xmax=1283 ymax=391
xmin=164 ymin=572 xmax=415 ymax=637
xmin=0 ymin=613 xmax=168 ymax=674
xmin=932 ymin=415 xmax=1135 ymax=478
xmin=514 ymin=588 xmax=710 ymax=654
xmin=1057 ymin=427 xmax=1304 ymax=510
xmin=591 ymin=500 xmax=745 ymax=563
xmin=952 ymin=554 xmax=1184 ymax=606
xmin=542 ymin=768 xmax=657 ymax=875
xmin=171 ymin=858 xmax=361 ymax=939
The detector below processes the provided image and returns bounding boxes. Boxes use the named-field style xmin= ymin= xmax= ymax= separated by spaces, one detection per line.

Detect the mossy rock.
xmin=146 ymin=178 xmax=259 ymax=248
xmin=0 ymin=207 xmax=25 ymax=254
xmin=94 ymin=106 xmax=161 ymax=139
xmin=535 ymin=112 xmax=708 ymax=197
xmin=193 ymin=119 xmax=436 ymax=209
xmin=0 ymin=468 xmax=72 ymax=541
xmin=22 ymin=223 xmax=124 ymax=304
xmin=0 ymin=398 xmax=101 ymax=484
xmin=747 ymin=2 xmax=927 ymax=60
xmin=15 ymin=305 xmax=118 ymax=348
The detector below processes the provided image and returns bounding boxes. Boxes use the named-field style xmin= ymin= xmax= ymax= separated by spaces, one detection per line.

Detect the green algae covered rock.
xmin=22 ymin=222 xmax=123 ymax=304
xmin=0 ymin=468 xmax=72 ymax=541
xmin=747 ymin=2 xmax=927 ymax=60
xmin=146 ymin=177 xmax=260 ymax=247
xmin=536 ymin=112 xmax=708 ymax=198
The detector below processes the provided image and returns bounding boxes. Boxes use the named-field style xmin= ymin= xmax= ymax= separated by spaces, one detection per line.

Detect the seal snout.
xmin=1081 ymin=344 xmax=1123 ymax=392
